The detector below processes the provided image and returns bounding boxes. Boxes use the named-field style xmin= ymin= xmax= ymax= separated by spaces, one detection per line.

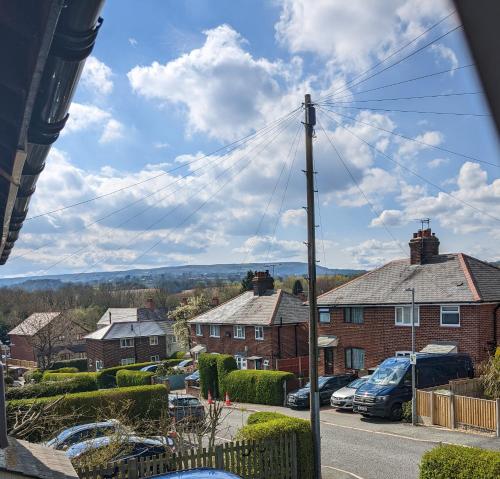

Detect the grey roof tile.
xmin=9 ymin=312 xmax=61 ymax=336
xmin=85 ymin=320 xmax=173 ymax=340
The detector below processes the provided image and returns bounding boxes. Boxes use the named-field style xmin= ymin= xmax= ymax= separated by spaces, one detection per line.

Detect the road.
xmin=216 ymin=403 xmax=500 ymax=479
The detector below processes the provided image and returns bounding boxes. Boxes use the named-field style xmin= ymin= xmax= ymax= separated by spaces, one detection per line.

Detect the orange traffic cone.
xmin=207 ymin=390 xmax=214 ymax=405
xmin=225 ymin=391 xmax=231 ymax=406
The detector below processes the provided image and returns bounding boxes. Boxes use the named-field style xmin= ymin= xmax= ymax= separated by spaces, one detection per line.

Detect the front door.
xmin=324 ymin=347 xmax=334 ymax=374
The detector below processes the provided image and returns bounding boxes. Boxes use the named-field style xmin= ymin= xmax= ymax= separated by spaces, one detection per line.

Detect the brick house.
xmin=9 ymin=312 xmax=89 ymax=367
xmin=188 ymin=271 xmax=309 ymax=370
xmin=316 ymin=229 xmax=500 ymax=375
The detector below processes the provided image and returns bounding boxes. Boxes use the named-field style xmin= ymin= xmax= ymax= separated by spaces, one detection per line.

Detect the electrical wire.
xmin=324 ymin=105 xmax=489 ymax=117
xmin=321 ymin=91 xmax=481 ymax=105
xmin=314 ymin=185 xmax=327 ymax=266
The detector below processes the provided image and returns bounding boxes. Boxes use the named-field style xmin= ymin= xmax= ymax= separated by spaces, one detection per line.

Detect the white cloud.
xmin=81 ymin=56 xmax=113 ymax=95
xmin=427 ymin=158 xmax=449 ymax=169
xmin=397 ymin=131 xmax=443 ymax=160
xmin=129 ymin=37 xmax=138 ymax=47
xmin=100 ymin=119 xmax=125 ymax=144
xmin=281 ymin=208 xmax=305 ymax=227
xmin=431 ymin=43 xmax=458 ymax=72
xmin=154 ymin=142 xmax=170 ymax=149
xmin=370 ymin=209 xmax=406 ymax=227
xmin=234 ymin=235 xmax=305 ymax=261
xmin=344 ymin=239 xmax=404 ymax=268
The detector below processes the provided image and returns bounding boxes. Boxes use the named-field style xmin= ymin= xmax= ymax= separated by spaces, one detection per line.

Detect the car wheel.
xmin=389 ymin=403 xmax=403 ymax=421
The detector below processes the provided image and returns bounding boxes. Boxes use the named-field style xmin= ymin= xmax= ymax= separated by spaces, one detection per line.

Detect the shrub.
xmin=420 ymin=445 xmax=500 ymax=479
xmin=479 ymin=355 xmax=500 ymax=399
xmin=49 ymin=359 xmax=88 ymax=371
xmin=198 ymin=354 xmax=219 ymax=399
xmin=169 ymin=351 xmax=187 ymax=359
xmin=222 ymin=370 xmax=294 ymax=406
xmin=50 ymin=367 xmax=79 ymax=374
xmin=238 ymin=415 xmax=313 ymax=479
xmin=24 ymin=369 xmax=43 ymax=383
xmin=42 ymin=372 xmax=98 ymax=382
xmin=246 ymin=411 xmax=288 ymax=425
xmin=216 ymin=354 xmax=237 ymax=395
xmin=4 ymin=375 xmax=14 ymax=386
xmin=116 ymin=369 xmax=154 ymax=387
xmin=6 ymin=376 xmax=97 ymax=400
xmin=402 ymin=401 xmax=412 ymax=423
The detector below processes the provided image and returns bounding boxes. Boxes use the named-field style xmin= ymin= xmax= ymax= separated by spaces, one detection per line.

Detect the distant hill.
xmin=0 ymin=262 xmax=364 ymax=291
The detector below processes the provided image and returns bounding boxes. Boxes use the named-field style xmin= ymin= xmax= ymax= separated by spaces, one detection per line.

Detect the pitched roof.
xmin=9 ymin=312 xmax=61 ymax=336
xmin=317 ymin=253 xmax=500 ymax=306
xmin=85 ymin=320 xmax=175 ymax=340
xmin=188 ymin=290 xmax=309 ymax=326
xmin=97 ymin=307 xmax=167 ymax=326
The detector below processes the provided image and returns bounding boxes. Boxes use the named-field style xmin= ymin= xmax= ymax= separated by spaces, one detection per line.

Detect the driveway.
xmin=216 ymin=402 xmax=500 ymax=479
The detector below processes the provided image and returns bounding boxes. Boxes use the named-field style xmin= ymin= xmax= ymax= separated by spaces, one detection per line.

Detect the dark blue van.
xmin=353 ymin=353 xmax=474 ymax=420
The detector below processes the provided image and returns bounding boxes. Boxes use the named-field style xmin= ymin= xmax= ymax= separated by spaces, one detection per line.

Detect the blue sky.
xmin=5 ymin=0 xmax=500 ymax=277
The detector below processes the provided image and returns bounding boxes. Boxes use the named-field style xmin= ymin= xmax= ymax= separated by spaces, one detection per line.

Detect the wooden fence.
xmin=76 ymin=433 xmax=298 ymax=479
xmin=7 ymin=359 xmax=37 ymax=369
xmin=416 ymin=389 xmax=500 ymax=435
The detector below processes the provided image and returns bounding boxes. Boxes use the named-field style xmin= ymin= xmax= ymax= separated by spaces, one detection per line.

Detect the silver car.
xmin=330 ymin=376 xmax=371 ymax=410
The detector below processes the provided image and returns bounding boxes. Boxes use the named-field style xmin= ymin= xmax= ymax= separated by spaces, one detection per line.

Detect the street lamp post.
xmin=405 ymin=287 xmax=417 ymax=426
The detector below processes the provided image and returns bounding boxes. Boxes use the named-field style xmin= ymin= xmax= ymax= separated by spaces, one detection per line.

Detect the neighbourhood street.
xmin=216 ymin=402 xmax=500 ymax=479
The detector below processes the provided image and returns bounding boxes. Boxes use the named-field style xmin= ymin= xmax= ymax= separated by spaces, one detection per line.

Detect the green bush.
xmin=199 ymin=353 xmax=219 ymax=399
xmin=246 ymin=411 xmax=288 ymax=425
xmin=7 ymin=384 xmax=168 ymax=442
xmin=420 ymin=445 xmax=500 ymax=479
xmin=238 ymin=414 xmax=313 ymax=479
xmin=169 ymin=351 xmax=187 ymax=359
xmin=402 ymin=401 xmax=412 ymax=423
xmin=221 ymin=370 xmax=294 ymax=406
xmin=24 ymin=369 xmax=43 ymax=383
xmin=6 ymin=376 xmax=97 ymax=400
xmin=50 ymin=367 xmax=79 ymax=374
xmin=216 ymin=354 xmax=237 ymax=395
xmin=116 ymin=369 xmax=154 ymax=387
xmin=49 ymin=359 xmax=88 ymax=371
xmin=4 ymin=375 xmax=14 ymax=386
xmin=96 ymin=373 xmax=116 ymax=389
xmin=42 ymin=371 xmax=98 ymax=382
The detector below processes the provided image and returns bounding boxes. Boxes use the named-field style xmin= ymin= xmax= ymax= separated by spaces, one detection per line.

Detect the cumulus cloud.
xmin=370 ymin=209 xmax=406 ymax=227
xmin=234 ymin=235 xmax=305 ymax=262
xmin=344 ymin=239 xmax=404 ymax=268
xmin=396 ymin=131 xmax=443 ymax=160
xmin=431 ymin=43 xmax=459 ymax=72
xmin=427 ymin=158 xmax=449 ymax=169
xmin=281 ymin=208 xmax=305 ymax=227
xmin=81 ymin=56 xmax=113 ymax=95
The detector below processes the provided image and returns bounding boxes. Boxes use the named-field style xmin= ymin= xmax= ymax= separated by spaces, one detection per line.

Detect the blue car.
xmin=152 ymin=469 xmax=242 ymax=478
xmin=141 ymin=364 xmax=159 ymax=372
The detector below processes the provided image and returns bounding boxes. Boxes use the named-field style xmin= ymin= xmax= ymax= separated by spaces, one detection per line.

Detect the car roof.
xmin=55 ymin=420 xmax=119 ymax=441
xmin=169 ymin=393 xmax=197 ymax=400
xmin=66 ymin=435 xmax=166 ymax=458
xmin=153 ymin=468 xmax=242 ymax=478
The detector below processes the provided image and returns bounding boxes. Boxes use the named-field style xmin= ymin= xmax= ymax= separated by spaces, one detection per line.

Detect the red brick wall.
xmin=9 ymin=334 xmax=36 ymax=362
xmin=190 ymin=323 xmax=309 ymax=367
xmin=317 ymin=304 xmax=498 ymax=374
xmin=86 ymin=336 xmax=167 ymax=371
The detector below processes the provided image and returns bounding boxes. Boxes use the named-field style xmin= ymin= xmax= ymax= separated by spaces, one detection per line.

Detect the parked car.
xmin=174 ymin=359 xmax=194 ymax=371
xmin=45 ymin=420 xmax=128 ymax=450
xmin=185 ymin=370 xmax=200 ymax=387
xmin=168 ymin=394 xmax=205 ymax=423
xmin=287 ymin=374 xmax=357 ymax=408
xmin=152 ymin=469 xmax=243 ymax=478
xmin=141 ymin=364 xmax=160 ymax=372
xmin=353 ymin=353 xmax=474 ymax=420
xmin=330 ymin=376 xmax=371 ymax=410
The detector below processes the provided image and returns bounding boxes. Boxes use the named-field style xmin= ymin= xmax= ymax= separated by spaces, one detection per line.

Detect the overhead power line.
xmin=324 ymin=105 xmax=490 ymax=117
xmin=321 ymin=91 xmax=481 ymax=104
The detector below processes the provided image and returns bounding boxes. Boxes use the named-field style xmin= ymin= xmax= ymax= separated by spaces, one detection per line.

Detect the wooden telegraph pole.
xmin=304 ymin=93 xmax=321 ymax=477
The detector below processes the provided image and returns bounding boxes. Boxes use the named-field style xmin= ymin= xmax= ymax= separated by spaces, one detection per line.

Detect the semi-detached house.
xmin=188 ymin=271 xmax=309 ymax=370
xmin=316 ymin=228 xmax=500 ymax=375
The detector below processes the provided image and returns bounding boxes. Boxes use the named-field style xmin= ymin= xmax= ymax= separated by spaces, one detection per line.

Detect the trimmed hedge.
xmin=42 ymin=371 xmax=98 ymax=382
xmin=246 ymin=411 xmax=288 ymax=425
xmin=420 ymin=445 xmax=500 ymax=479
xmin=48 ymin=359 xmax=88 ymax=371
xmin=169 ymin=351 xmax=187 ymax=359
xmin=238 ymin=413 xmax=313 ymax=479
xmin=24 ymin=369 xmax=43 ymax=383
xmin=50 ymin=367 xmax=79 ymax=374
xmin=221 ymin=370 xmax=294 ymax=406
xmin=7 ymin=384 xmax=168 ymax=441
xmin=216 ymin=354 xmax=237 ymax=396
xmin=199 ymin=354 xmax=219 ymax=399
xmin=6 ymin=376 xmax=97 ymax=400
xmin=116 ymin=369 xmax=154 ymax=387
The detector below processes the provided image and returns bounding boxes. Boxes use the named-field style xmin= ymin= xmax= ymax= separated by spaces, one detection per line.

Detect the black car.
xmin=287 ymin=374 xmax=357 ymax=408
xmin=168 ymin=394 xmax=205 ymax=424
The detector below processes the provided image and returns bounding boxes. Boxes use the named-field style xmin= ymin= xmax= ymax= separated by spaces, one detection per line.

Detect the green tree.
xmin=292 ymin=279 xmax=304 ymax=296
xmin=171 ymin=295 xmax=211 ymax=350
xmin=240 ymin=270 xmax=255 ymax=292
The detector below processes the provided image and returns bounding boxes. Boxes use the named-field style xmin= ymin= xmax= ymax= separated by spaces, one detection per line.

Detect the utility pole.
xmin=405 ymin=287 xmax=417 ymax=426
xmin=304 ymin=93 xmax=321 ymax=478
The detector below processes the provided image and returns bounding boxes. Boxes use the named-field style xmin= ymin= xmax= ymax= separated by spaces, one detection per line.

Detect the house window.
xmin=234 ymin=325 xmax=245 ymax=339
xmin=319 ymin=308 xmax=330 ymax=323
xmin=210 ymin=325 xmax=220 ymax=338
xmin=263 ymin=359 xmax=270 ymax=370
xmin=151 ymin=355 xmax=160 ymax=362
xmin=172 ymin=335 xmax=177 ymax=343
xmin=345 ymin=348 xmax=365 ymax=370
xmin=344 ymin=307 xmax=364 ymax=324
xmin=149 ymin=336 xmax=159 ymax=346
xmin=395 ymin=306 xmax=420 ymax=326
xmin=120 ymin=338 xmax=134 ymax=348
xmin=235 ymin=355 xmax=247 ymax=370
xmin=95 ymin=360 xmax=104 ymax=371
xmin=195 ymin=324 xmax=203 ymax=336
xmin=121 ymin=358 xmax=135 ymax=366
xmin=441 ymin=305 xmax=460 ymax=327
xmin=255 ymin=326 xmax=264 ymax=340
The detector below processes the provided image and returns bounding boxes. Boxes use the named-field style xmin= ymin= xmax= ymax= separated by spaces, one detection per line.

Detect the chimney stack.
xmin=409 ymin=228 xmax=440 ymax=265
xmin=146 ymin=297 xmax=155 ymax=311
xmin=212 ymin=297 xmax=220 ymax=307
xmin=181 ymin=297 xmax=188 ymax=306
xmin=252 ymin=270 xmax=275 ymax=296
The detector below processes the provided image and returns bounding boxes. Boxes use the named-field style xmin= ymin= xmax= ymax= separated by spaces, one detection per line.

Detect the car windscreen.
xmin=347 ymin=378 xmax=366 ymax=389
xmin=172 ymin=398 xmax=201 ymax=407
xmin=369 ymin=363 xmax=408 ymax=386
xmin=305 ymin=377 xmax=330 ymax=389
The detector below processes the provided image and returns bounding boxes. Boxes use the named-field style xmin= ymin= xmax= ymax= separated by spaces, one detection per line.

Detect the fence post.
xmin=430 ymin=391 xmax=435 ymax=425
xmin=283 ymin=380 xmax=287 ymax=407
xmin=449 ymin=392 xmax=455 ymax=429
xmin=215 ymin=444 xmax=224 ymax=469
xmin=128 ymin=457 xmax=138 ymax=479
xmin=496 ymin=399 xmax=500 ymax=438
xmin=290 ymin=433 xmax=298 ymax=479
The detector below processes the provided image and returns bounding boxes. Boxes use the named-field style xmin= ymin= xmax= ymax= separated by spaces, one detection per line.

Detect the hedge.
xmin=24 ymin=369 xmax=43 ymax=383
xmin=50 ymin=367 xmax=79 ymax=374
xmin=420 ymin=445 xmax=500 ymax=479
xmin=238 ymin=413 xmax=313 ymax=479
xmin=42 ymin=371 xmax=98 ymax=382
xmin=48 ymin=359 xmax=88 ymax=371
xmin=246 ymin=411 xmax=288 ymax=425
xmin=216 ymin=354 xmax=237 ymax=396
xmin=116 ymin=369 xmax=154 ymax=387
xmin=169 ymin=351 xmax=187 ymax=359
xmin=6 ymin=376 xmax=97 ymax=400
xmin=221 ymin=370 xmax=294 ymax=406
xmin=7 ymin=384 xmax=168 ymax=442
xmin=199 ymin=354 xmax=219 ymax=399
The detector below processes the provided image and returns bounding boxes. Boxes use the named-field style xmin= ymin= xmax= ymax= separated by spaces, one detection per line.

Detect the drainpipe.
xmin=0 ymin=363 xmax=9 ymax=448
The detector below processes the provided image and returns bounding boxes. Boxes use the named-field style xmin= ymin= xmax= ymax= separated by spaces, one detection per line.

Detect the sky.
xmin=5 ymin=0 xmax=500 ymax=278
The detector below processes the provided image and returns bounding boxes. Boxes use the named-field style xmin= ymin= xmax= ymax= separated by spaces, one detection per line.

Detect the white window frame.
xmin=440 ymin=305 xmax=460 ymax=327
xmin=262 ymin=359 xmax=270 ymax=370
xmin=234 ymin=325 xmax=245 ymax=339
xmin=319 ymin=308 xmax=330 ymax=324
xmin=150 ymin=355 xmax=160 ymax=362
xmin=149 ymin=336 xmax=159 ymax=346
xmin=121 ymin=358 xmax=135 ymax=366
xmin=255 ymin=326 xmax=264 ymax=341
xmin=210 ymin=325 xmax=221 ymax=338
xmin=195 ymin=324 xmax=203 ymax=336
xmin=395 ymin=305 xmax=420 ymax=327
xmin=120 ymin=338 xmax=134 ymax=348
xmin=95 ymin=360 xmax=104 ymax=371
xmin=235 ymin=355 xmax=247 ymax=370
